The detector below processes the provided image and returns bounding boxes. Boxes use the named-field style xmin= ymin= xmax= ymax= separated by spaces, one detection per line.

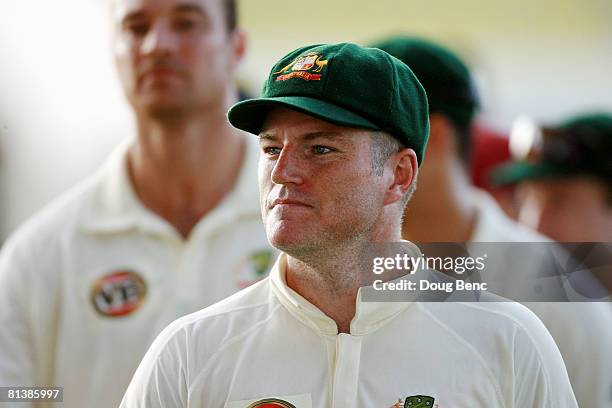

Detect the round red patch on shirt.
xmin=247 ymin=399 xmax=297 ymax=408
xmin=91 ymin=270 xmax=147 ymax=317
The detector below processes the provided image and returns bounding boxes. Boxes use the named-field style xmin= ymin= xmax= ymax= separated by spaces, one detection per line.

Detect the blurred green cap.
xmin=369 ymin=36 xmax=479 ymax=131
xmin=491 ymin=113 xmax=612 ymax=185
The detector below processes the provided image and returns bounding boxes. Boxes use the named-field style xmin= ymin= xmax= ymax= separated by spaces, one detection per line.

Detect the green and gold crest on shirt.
xmin=404 ymin=395 xmax=435 ymax=408
xmin=233 ymin=248 xmax=276 ymax=289
xmin=249 ymin=249 xmax=274 ymax=277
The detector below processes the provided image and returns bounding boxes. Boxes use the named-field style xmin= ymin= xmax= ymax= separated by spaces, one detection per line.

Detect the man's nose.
xmin=270 ymin=147 xmax=305 ymax=186
xmin=141 ymin=22 xmax=176 ymax=56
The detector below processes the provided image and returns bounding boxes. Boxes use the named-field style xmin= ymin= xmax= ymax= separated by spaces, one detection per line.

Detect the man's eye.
xmin=313 ymin=145 xmax=333 ymax=154
xmin=125 ymin=22 xmax=149 ymax=36
xmin=263 ymin=146 xmax=281 ymax=156
xmin=173 ymin=18 xmax=199 ymax=31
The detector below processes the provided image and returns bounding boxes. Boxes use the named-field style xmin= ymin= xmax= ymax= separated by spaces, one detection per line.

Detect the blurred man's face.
xmin=258 ymin=108 xmax=387 ymax=256
xmin=113 ymin=0 xmax=240 ymax=118
xmin=517 ymin=177 xmax=612 ymax=242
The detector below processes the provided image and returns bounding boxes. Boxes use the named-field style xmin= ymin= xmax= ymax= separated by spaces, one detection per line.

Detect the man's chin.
xmin=267 ymin=224 xmax=314 ymax=254
xmin=268 ymin=232 xmax=306 ymax=252
xmin=141 ymin=101 xmax=189 ymax=121
xmin=135 ymin=87 xmax=189 ymax=111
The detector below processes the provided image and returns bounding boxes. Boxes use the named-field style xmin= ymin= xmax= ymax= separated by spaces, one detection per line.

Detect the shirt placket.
xmin=175 ymin=239 xmax=210 ymax=315
xmin=331 ymin=333 xmax=362 ymax=408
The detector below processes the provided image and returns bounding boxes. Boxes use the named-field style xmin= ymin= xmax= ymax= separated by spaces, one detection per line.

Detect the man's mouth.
xmin=142 ymin=67 xmax=181 ymax=80
xmin=139 ymin=60 xmax=185 ymax=83
xmin=269 ymin=198 xmax=312 ymax=209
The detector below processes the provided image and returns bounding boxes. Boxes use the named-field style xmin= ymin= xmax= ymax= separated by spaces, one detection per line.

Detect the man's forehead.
xmin=260 ymin=108 xmax=367 ymax=140
xmin=113 ymin=0 xmax=215 ymax=18
xmin=258 ymin=131 xmax=354 ymax=144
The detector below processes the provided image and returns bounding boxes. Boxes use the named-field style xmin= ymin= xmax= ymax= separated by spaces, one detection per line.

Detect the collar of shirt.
xmin=79 ymin=135 xmax=261 ymax=241
xmin=269 ymin=245 xmax=420 ymax=337
xmin=469 ymin=188 xmax=548 ymax=243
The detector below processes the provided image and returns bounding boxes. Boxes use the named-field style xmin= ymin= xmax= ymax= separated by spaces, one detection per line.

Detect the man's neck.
xmin=285 ymin=230 xmax=401 ymax=334
xmin=286 ymin=251 xmax=361 ymax=334
xmin=403 ymin=160 xmax=478 ymax=243
xmin=128 ymin=108 xmax=245 ymax=239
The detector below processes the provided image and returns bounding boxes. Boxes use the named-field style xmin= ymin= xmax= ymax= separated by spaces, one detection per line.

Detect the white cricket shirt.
xmin=120 ymin=251 xmax=578 ymax=408
xmin=0 ymin=136 xmax=274 ymax=408
xmin=470 ymin=188 xmax=612 ymax=408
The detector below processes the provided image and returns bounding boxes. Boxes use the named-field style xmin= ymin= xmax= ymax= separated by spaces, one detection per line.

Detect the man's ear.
xmin=428 ymin=113 xmax=457 ymax=158
xmin=383 ymin=147 xmax=418 ymax=206
xmin=229 ymin=28 xmax=247 ymax=70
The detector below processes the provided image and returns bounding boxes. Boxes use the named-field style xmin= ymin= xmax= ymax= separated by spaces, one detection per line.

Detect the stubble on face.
xmin=267 ymin=183 xmax=381 ymax=269
xmin=258 ymin=109 xmax=387 ymax=268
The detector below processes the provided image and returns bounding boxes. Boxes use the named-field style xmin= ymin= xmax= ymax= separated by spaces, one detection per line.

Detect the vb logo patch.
xmin=274 ymin=52 xmax=328 ymax=82
xmin=246 ymin=399 xmax=297 ymax=408
xmin=234 ymin=249 xmax=275 ymax=289
xmin=91 ymin=270 xmax=147 ymax=317
xmin=390 ymin=395 xmax=436 ymax=408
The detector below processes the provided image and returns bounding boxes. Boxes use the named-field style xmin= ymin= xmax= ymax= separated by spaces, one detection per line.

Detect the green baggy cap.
xmin=491 ymin=113 xmax=612 ymax=186
xmin=370 ymin=36 xmax=479 ymax=132
xmin=227 ymin=42 xmax=430 ymax=164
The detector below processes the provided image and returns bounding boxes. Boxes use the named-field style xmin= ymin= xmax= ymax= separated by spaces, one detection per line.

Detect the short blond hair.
xmin=369 ymin=131 xmax=417 ymax=207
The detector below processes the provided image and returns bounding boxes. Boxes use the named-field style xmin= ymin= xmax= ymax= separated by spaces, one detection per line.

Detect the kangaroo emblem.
xmin=274 ymin=52 xmax=328 ymax=75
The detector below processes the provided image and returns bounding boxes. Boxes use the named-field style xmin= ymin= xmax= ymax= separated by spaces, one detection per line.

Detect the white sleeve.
xmin=528 ymin=302 xmax=612 ymax=408
xmin=119 ymin=320 xmax=189 ymax=408
xmin=512 ymin=310 xmax=578 ymax=408
xmin=0 ymin=239 xmax=36 ymax=408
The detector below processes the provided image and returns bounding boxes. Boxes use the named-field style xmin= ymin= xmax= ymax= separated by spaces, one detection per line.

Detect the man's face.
xmin=258 ymin=108 xmax=388 ymax=255
xmin=516 ymin=177 xmax=612 ymax=242
xmin=112 ymin=0 xmax=241 ymax=118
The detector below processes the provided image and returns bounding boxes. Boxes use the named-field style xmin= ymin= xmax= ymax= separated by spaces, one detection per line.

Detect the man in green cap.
xmin=120 ymin=42 xmax=577 ymax=407
xmin=373 ymin=36 xmax=612 ymax=408
xmin=370 ymin=36 xmax=481 ymax=242
xmin=493 ymin=113 xmax=612 ymax=291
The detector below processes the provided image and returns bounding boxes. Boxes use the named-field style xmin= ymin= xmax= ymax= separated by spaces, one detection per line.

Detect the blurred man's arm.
xmin=120 ymin=322 xmax=188 ymax=408
xmin=512 ymin=311 xmax=579 ymax=408
xmin=0 ymin=239 xmax=37 ymax=408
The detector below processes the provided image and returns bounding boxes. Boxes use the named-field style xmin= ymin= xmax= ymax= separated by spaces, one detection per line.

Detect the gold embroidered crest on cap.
xmin=274 ymin=52 xmax=328 ymax=82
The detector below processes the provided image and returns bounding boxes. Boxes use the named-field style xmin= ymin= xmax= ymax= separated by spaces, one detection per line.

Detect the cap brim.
xmin=227 ymin=96 xmax=380 ymax=135
xmin=490 ymin=162 xmax=570 ymax=186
